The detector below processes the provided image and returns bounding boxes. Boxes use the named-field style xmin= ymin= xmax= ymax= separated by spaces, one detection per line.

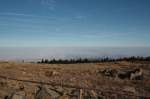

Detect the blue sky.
xmin=0 ymin=0 xmax=150 ymax=47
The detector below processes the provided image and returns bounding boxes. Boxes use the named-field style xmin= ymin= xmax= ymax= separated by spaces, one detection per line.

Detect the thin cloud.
xmin=0 ymin=12 xmax=56 ymax=19
xmin=82 ymin=32 xmax=128 ymax=39
xmin=41 ymin=0 xmax=57 ymax=11
xmin=0 ymin=12 xmax=36 ymax=17
xmin=75 ymin=15 xmax=85 ymax=19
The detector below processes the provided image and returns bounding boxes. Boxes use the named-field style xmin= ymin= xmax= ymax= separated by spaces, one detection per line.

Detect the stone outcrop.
xmin=118 ymin=68 xmax=143 ymax=80
xmin=5 ymin=91 xmax=26 ymax=99
xmin=96 ymin=68 xmax=117 ymax=77
xmin=97 ymin=67 xmax=143 ymax=80
xmin=35 ymin=86 xmax=52 ymax=99
xmin=130 ymin=69 xmax=143 ymax=80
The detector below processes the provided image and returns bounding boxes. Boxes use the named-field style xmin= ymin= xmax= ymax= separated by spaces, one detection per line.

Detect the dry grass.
xmin=0 ymin=61 xmax=149 ymax=98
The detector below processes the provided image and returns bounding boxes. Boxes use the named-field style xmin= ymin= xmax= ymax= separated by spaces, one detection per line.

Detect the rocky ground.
xmin=0 ymin=61 xmax=149 ymax=99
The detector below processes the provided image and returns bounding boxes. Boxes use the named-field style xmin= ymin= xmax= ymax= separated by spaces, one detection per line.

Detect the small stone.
xmin=11 ymin=94 xmax=24 ymax=99
xmin=18 ymin=83 xmax=24 ymax=90
xmin=123 ymin=86 xmax=136 ymax=93
xmin=59 ymin=95 xmax=69 ymax=99
xmin=45 ymin=71 xmax=59 ymax=77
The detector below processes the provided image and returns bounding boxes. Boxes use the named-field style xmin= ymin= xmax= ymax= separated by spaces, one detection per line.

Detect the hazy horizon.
xmin=0 ymin=47 xmax=150 ymax=61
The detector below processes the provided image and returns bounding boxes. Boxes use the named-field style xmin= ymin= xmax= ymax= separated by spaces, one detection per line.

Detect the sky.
xmin=0 ymin=0 xmax=150 ymax=47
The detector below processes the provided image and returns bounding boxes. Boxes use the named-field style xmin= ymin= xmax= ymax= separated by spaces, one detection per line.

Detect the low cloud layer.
xmin=0 ymin=47 xmax=150 ymax=61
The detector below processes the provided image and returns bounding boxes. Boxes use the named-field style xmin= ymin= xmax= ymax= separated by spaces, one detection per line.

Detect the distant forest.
xmin=37 ymin=56 xmax=150 ymax=64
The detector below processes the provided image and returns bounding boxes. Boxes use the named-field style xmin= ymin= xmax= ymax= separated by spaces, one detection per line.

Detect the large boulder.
xmin=130 ymin=69 xmax=143 ymax=80
xmin=117 ymin=68 xmax=143 ymax=80
xmin=35 ymin=86 xmax=52 ymax=99
xmin=97 ymin=67 xmax=143 ymax=80
xmin=35 ymin=86 xmax=62 ymax=99
xmin=117 ymin=70 xmax=131 ymax=79
xmin=5 ymin=91 xmax=26 ymax=99
xmin=97 ymin=68 xmax=117 ymax=77
xmin=70 ymin=89 xmax=80 ymax=99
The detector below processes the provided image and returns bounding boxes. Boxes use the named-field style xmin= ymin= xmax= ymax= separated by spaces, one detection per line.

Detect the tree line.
xmin=37 ymin=56 xmax=150 ymax=64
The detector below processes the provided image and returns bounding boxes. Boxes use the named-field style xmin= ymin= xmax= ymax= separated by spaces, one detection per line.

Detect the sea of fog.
xmin=0 ymin=47 xmax=150 ymax=61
